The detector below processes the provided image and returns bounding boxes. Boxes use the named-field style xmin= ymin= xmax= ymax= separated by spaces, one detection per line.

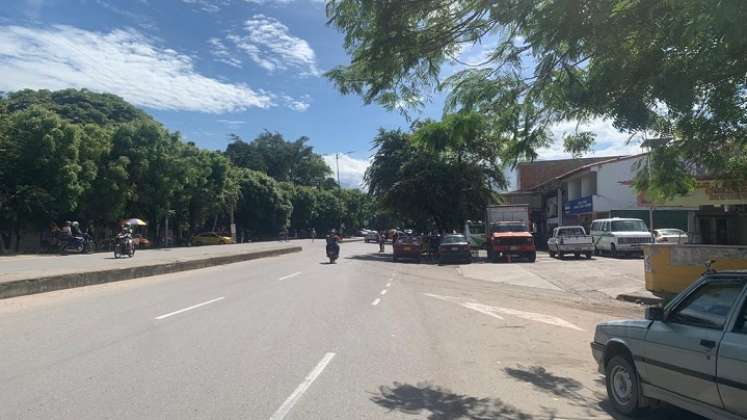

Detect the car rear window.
xmin=441 ymin=235 xmax=466 ymax=244
xmin=611 ymin=220 xmax=648 ymax=232
xmin=491 ymin=223 xmax=527 ymax=233
xmin=558 ymin=228 xmax=584 ymax=236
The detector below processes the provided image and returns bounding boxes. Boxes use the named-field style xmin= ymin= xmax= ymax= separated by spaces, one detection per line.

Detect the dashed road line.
xmin=154 ymin=297 xmax=225 ymax=320
xmin=371 ymin=298 xmax=381 ymax=306
xmin=380 ymin=289 xmax=387 ymax=295
xmin=278 ymin=272 xmax=302 ymax=281
xmin=268 ymin=352 xmax=336 ymax=420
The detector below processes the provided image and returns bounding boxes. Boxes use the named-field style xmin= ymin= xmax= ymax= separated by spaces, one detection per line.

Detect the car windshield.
xmin=558 ymin=227 xmax=584 ymax=236
xmin=611 ymin=220 xmax=648 ymax=232
xmin=441 ymin=235 xmax=466 ymax=244
xmin=398 ymin=236 xmax=419 ymax=244
xmin=491 ymin=223 xmax=528 ymax=232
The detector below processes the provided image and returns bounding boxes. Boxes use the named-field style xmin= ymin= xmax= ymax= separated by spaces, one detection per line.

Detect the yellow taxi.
xmin=191 ymin=232 xmax=234 ymax=246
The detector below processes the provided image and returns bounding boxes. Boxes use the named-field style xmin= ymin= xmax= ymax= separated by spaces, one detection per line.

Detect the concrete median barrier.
xmin=0 ymin=246 xmax=301 ymax=300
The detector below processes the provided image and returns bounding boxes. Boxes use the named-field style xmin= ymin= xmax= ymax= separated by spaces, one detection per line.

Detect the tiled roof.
xmin=516 ymin=156 xmax=622 ymax=191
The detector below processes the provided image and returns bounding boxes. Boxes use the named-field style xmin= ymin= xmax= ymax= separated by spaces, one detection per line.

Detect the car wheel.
xmin=585 ymin=252 xmax=592 ymax=259
xmin=527 ymin=252 xmax=536 ymax=262
xmin=574 ymin=252 xmax=580 ymax=259
xmin=464 ymin=256 xmax=472 ymax=264
xmin=558 ymin=252 xmax=565 ymax=259
xmin=392 ymin=255 xmax=398 ymax=262
xmin=605 ymin=355 xmax=645 ymax=417
xmin=594 ymin=247 xmax=600 ymax=256
xmin=610 ymin=243 xmax=618 ymax=258
xmin=549 ymin=251 xmax=556 ymax=258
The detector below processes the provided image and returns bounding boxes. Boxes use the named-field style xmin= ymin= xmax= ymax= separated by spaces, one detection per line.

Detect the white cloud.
xmin=0 ymin=25 xmax=273 ymax=113
xmin=280 ymin=94 xmax=310 ymax=112
xmin=244 ymin=0 xmax=325 ymax=4
xmin=228 ymin=14 xmax=320 ymax=76
xmin=537 ymin=118 xmax=643 ymax=160
xmin=181 ymin=0 xmax=229 ymax=13
xmin=208 ymin=37 xmax=243 ymax=68
xmin=322 ymin=154 xmax=370 ymax=189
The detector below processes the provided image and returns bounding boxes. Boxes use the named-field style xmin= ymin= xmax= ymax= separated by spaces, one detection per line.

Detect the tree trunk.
xmin=14 ymin=222 xmax=21 ymax=253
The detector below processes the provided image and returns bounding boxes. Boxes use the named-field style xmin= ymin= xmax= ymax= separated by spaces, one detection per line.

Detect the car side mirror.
xmin=645 ymin=306 xmax=665 ymax=321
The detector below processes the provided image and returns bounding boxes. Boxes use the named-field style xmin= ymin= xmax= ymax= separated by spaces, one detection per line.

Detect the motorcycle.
xmin=60 ymin=233 xmax=95 ymax=255
xmin=325 ymin=238 xmax=340 ymax=264
xmin=114 ymin=233 xmax=135 ymax=259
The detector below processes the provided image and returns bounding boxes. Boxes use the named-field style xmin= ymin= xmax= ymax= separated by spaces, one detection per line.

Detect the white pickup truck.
xmin=547 ymin=226 xmax=593 ymax=259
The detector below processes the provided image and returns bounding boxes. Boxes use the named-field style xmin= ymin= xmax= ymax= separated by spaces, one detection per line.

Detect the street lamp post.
xmin=335 ymin=151 xmax=355 ymax=234
xmin=335 ymin=150 xmax=356 ymax=189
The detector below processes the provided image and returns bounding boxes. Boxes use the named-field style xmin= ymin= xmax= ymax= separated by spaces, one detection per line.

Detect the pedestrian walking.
xmin=378 ymin=231 xmax=385 ymax=253
xmin=310 ymin=227 xmax=316 ymax=242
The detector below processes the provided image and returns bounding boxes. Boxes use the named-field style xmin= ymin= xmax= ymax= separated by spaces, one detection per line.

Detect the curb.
xmin=616 ymin=293 xmax=664 ymax=306
xmin=0 ymin=246 xmax=302 ymax=300
xmin=340 ymin=238 xmax=364 ymax=243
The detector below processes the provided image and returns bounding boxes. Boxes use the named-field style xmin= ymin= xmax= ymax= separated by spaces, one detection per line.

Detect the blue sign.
xmin=564 ymin=196 xmax=593 ymax=215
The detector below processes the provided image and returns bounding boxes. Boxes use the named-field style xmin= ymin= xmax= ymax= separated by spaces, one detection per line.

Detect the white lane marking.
xmin=371 ymin=298 xmax=381 ymax=306
xmin=278 ymin=272 xmax=302 ymax=281
xmin=386 ymin=282 xmax=392 ymax=287
xmin=268 ymin=352 xmax=336 ymax=420
xmin=423 ymin=293 xmax=584 ymax=331
xmin=380 ymin=289 xmax=387 ymax=295
xmin=461 ymin=302 xmax=505 ymax=320
xmin=154 ymin=297 xmax=225 ymax=320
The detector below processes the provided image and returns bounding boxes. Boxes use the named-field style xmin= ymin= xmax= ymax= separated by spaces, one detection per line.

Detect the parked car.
xmin=547 ymin=225 xmax=593 ymax=259
xmin=591 ymin=271 xmax=747 ymax=419
xmin=653 ymin=228 xmax=687 ymax=244
xmin=364 ymin=230 xmax=379 ymax=243
xmin=393 ymin=235 xmax=422 ymax=263
xmin=487 ymin=221 xmax=536 ymax=262
xmin=590 ymin=218 xmax=653 ymax=257
xmin=438 ymin=234 xmax=472 ymax=265
xmin=191 ymin=232 xmax=234 ymax=246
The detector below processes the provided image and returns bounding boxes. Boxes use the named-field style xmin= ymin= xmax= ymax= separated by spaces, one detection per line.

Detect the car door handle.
xmin=700 ymin=339 xmax=716 ymax=349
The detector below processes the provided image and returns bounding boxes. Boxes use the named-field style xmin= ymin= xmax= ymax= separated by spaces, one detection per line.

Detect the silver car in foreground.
xmin=591 ymin=272 xmax=747 ymax=419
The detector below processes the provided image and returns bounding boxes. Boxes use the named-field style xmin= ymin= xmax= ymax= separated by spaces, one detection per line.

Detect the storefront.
xmin=652 ymin=180 xmax=747 ymax=245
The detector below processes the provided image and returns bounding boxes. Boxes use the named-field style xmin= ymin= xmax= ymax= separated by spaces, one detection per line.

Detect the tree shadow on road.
xmin=502 ymin=365 xmax=704 ymax=420
xmin=503 ymin=365 xmax=587 ymax=404
xmin=370 ymin=381 xmax=538 ymax=420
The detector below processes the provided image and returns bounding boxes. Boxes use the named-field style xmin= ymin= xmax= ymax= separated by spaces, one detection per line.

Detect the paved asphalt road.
xmin=0 ymin=241 xmax=699 ymax=419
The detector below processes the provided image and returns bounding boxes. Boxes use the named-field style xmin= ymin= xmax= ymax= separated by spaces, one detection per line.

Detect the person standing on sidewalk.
xmin=378 ymin=231 xmax=385 ymax=253
xmin=310 ymin=227 xmax=316 ymax=242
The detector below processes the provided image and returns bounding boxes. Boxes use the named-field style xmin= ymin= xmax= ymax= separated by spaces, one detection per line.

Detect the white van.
xmin=589 ymin=217 xmax=653 ymax=257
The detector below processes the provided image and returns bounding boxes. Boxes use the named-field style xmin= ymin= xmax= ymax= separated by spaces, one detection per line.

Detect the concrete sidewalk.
xmin=0 ymin=241 xmax=303 ymax=299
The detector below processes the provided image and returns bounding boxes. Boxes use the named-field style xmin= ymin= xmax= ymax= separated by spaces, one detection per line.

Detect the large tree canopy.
xmin=326 ymin=0 xmax=747 ymax=195
xmin=226 ymin=131 xmax=332 ymax=186
xmin=365 ymin=123 xmax=505 ymax=232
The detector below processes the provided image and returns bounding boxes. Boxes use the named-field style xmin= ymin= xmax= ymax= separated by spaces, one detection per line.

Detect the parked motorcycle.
xmin=114 ymin=233 xmax=135 ymax=258
xmin=60 ymin=234 xmax=95 ymax=255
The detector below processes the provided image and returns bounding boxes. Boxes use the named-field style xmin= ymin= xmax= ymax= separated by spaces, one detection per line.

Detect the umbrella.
xmin=124 ymin=218 xmax=147 ymax=226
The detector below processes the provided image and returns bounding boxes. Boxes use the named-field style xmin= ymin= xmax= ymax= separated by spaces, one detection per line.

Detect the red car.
xmin=393 ymin=236 xmax=422 ymax=263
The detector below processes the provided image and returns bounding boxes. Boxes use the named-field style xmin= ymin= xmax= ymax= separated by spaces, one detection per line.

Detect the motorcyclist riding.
xmin=325 ymin=229 xmax=342 ymax=263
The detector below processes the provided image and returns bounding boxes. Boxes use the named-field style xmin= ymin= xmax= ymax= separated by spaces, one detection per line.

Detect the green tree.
xmin=226 ymin=132 xmax=331 ymax=186
xmin=365 ymin=126 xmax=504 ymax=232
xmin=1 ymin=106 xmax=84 ymax=250
xmin=326 ymin=0 xmax=747 ymax=194
xmin=235 ymin=170 xmax=293 ymax=237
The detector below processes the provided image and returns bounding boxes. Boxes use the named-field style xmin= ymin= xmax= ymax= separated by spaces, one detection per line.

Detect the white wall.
xmin=592 ymin=157 xmax=644 ymax=212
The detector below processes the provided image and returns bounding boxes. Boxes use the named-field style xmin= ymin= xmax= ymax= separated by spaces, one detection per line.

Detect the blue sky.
xmin=0 ymin=0 xmax=639 ymax=189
